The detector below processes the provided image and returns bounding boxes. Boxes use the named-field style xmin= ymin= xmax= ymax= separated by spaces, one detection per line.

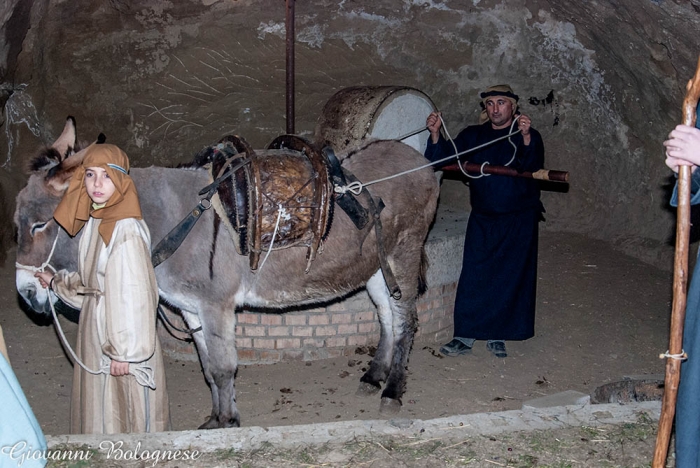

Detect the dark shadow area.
xmin=15 ymin=292 xmax=80 ymax=326
xmin=660 ymin=174 xmax=700 ymax=246
xmin=440 ymin=171 xmax=569 ymax=193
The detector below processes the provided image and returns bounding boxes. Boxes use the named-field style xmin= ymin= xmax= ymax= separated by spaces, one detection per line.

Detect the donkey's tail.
xmin=418 ymin=247 xmax=429 ymax=297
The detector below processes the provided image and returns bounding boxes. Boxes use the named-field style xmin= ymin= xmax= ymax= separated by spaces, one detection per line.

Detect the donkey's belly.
xmin=236 ymin=265 xmax=377 ymax=308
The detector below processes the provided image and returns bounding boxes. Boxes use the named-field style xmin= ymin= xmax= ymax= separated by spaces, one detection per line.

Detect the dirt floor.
xmin=1 ymin=230 xmax=672 ymax=443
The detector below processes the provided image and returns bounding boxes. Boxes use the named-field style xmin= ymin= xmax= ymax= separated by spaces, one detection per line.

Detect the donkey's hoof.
xmin=357 ymin=381 xmax=382 ymax=396
xmin=379 ymin=397 xmax=402 ymax=414
xmin=222 ymin=416 xmax=241 ymax=428
xmin=198 ymin=416 xmax=220 ymax=430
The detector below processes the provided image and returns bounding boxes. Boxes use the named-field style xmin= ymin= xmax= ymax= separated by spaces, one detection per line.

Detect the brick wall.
xmin=157 ymin=282 xmax=457 ymax=364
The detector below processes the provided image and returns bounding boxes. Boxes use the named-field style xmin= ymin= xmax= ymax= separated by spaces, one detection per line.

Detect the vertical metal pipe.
xmin=285 ymin=0 xmax=295 ymax=135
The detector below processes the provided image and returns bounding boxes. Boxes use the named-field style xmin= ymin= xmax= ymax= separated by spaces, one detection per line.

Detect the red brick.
xmin=292 ymin=326 xmax=313 ymax=337
xmin=244 ymin=325 xmax=266 ymax=337
xmin=260 ymin=314 xmax=283 ymax=326
xmin=275 ymin=338 xmax=301 ymax=349
xmin=416 ymin=301 xmax=430 ymax=313
xmin=325 ymin=336 xmax=347 ymax=347
xmin=281 ymin=349 xmax=305 ymax=361
xmin=237 ymin=349 xmax=257 ymax=362
xmin=268 ymin=326 xmax=290 ymax=336
xmin=338 ymin=324 xmax=358 ymax=335
xmin=358 ymin=322 xmax=376 ymax=334
xmin=419 ymin=321 xmax=437 ymax=335
xmin=308 ymin=315 xmax=330 ymax=326
xmin=259 ymin=350 xmax=281 ymax=362
xmin=235 ymin=325 xmax=244 ymax=335
xmin=348 ymin=335 xmax=368 ymax=346
xmin=285 ymin=314 xmax=307 ymax=326
xmin=315 ymin=325 xmax=337 ymax=336
xmin=254 ymin=338 xmax=276 ymax=349
xmin=237 ymin=337 xmax=253 ymax=348
xmin=354 ymin=310 xmax=376 ymax=322
xmin=331 ymin=313 xmax=353 ymax=324
xmin=237 ymin=313 xmax=259 ymax=324
xmin=303 ymin=338 xmax=325 ymax=348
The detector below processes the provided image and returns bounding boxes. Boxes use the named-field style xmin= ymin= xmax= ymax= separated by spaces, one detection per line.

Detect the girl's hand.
xmin=664 ymin=125 xmax=700 ymax=173
xmin=35 ymin=271 xmax=54 ymax=289
xmin=110 ymin=360 xmax=130 ymax=376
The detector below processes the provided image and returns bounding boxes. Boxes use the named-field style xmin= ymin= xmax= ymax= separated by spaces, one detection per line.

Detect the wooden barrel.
xmin=314 ymin=86 xmax=436 ymax=159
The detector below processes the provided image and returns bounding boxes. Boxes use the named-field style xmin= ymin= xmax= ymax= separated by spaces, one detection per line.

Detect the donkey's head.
xmin=14 ymin=116 xmax=89 ymax=314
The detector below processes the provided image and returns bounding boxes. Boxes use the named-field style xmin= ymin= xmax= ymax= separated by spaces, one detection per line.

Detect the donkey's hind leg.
xmin=358 ymin=269 xmax=395 ymax=396
xmin=379 ymin=294 xmax=418 ymax=414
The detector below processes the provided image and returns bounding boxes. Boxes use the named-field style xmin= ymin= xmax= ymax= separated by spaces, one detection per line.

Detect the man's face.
xmin=484 ymin=97 xmax=514 ymax=129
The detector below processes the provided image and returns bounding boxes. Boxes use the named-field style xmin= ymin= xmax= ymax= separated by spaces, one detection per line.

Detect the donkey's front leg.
xmin=180 ymin=310 xmax=221 ymax=429
xmin=198 ymin=305 xmax=240 ymax=428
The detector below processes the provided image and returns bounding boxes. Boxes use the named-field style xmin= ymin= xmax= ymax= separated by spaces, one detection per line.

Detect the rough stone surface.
xmin=522 ymin=389 xmax=591 ymax=409
xmin=44 ymin=400 xmax=661 ymax=454
xmin=1 ymin=0 xmax=700 ymax=270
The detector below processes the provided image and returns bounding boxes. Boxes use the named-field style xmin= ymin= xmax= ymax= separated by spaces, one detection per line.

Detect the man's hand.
xmin=664 ymin=124 xmax=700 ymax=173
xmin=517 ymin=114 xmax=532 ymax=146
xmin=426 ymin=111 xmax=442 ymax=143
xmin=110 ymin=360 xmax=130 ymax=376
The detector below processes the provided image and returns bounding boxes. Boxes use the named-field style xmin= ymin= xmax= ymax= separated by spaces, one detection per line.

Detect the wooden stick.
xmin=440 ymin=162 xmax=569 ymax=182
xmin=653 ymin=55 xmax=700 ymax=468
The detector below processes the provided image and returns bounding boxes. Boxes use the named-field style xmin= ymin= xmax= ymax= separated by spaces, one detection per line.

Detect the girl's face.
xmin=84 ymin=166 xmax=116 ymax=204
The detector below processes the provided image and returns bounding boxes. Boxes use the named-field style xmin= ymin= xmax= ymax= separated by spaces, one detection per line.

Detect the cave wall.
xmin=1 ymin=0 xmax=699 ymax=269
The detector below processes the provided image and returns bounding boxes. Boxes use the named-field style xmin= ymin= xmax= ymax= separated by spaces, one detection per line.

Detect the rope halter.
xmin=15 ymin=230 xmax=60 ymax=274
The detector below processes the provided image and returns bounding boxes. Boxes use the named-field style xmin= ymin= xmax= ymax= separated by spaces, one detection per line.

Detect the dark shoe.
xmin=487 ymin=340 xmax=507 ymax=358
xmin=440 ymin=338 xmax=475 ymax=356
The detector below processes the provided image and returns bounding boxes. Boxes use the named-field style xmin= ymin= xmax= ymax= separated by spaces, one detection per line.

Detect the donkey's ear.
xmin=51 ymin=116 xmax=78 ymax=161
xmin=45 ymin=145 xmax=86 ymax=195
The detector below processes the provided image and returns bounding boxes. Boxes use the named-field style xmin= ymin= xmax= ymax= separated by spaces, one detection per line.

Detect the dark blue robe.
xmin=672 ymin=168 xmax=700 ymax=468
xmin=425 ymin=122 xmax=545 ymax=340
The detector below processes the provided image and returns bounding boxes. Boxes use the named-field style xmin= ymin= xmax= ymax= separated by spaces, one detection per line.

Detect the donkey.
xmin=14 ymin=117 xmax=440 ymax=428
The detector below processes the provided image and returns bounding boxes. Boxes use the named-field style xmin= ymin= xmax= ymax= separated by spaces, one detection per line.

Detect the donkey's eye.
xmin=30 ymin=221 xmax=49 ymax=237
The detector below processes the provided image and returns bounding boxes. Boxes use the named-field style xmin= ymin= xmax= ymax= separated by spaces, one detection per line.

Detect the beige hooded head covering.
xmin=478 ymin=84 xmax=519 ymax=124
xmin=53 ymin=144 xmax=142 ymax=245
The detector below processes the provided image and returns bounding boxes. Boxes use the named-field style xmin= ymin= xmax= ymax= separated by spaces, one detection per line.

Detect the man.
xmin=424 ymin=84 xmax=545 ymax=358
xmin=664 ymin=116 xmax=700 ymax=467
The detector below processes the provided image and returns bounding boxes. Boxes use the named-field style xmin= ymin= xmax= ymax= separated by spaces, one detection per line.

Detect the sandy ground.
xmin=1 ymin=230 xmax=671 ymax=436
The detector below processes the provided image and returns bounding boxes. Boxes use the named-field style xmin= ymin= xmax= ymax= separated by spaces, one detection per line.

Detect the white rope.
xmin=447 ymin=114 xmax=521 ymax=179
xmin=48 ymin=291 xmax=102 ymax=375
xmin=659 ymin=350 xmax=688 ymax=361
xmin=334 ymin=126 xmax=522 ymax=195
xmin=258 ymin=204 xmax=284 ymax=271
xmin=48 ymin=292 xmax=156 ymax=388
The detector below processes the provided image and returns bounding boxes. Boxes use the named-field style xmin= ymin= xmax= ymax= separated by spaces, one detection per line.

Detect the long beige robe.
xmin=53 ymin=217 xmax=170 ymax=434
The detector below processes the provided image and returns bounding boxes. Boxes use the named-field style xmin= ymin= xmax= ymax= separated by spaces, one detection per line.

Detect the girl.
xmin=36 ymin=143 xmax=170 ymax=434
